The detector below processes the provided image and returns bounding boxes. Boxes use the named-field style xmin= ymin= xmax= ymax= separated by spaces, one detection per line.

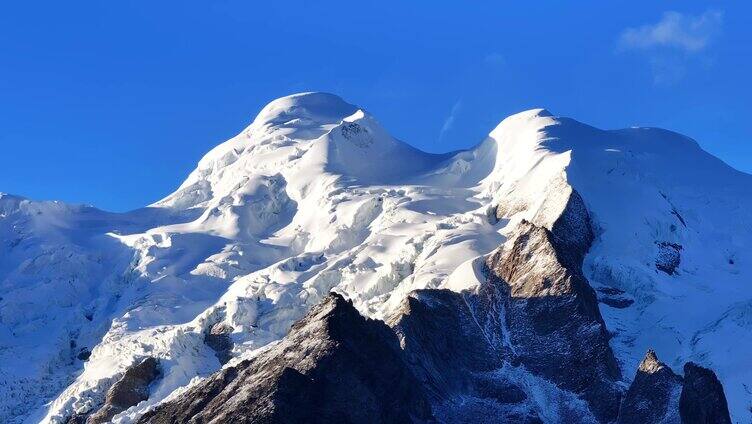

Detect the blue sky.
xmin=1 ymin=1 xmax=750 ymax=211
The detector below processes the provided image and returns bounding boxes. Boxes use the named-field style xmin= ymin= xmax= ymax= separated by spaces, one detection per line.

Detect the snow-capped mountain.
xmin=1 ymin=92 xmax=749 ymax=423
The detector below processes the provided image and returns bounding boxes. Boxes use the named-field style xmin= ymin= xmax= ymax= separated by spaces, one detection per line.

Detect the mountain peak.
xmin=512 ymin=107 xmax=553 ymax=119
xmin=250 ymin=92 xmax=359 ymax=133
xmin=8 ymin=94 xmax=750 ymax=423
xmin=638 ymin=349 xmax=665 ymax=374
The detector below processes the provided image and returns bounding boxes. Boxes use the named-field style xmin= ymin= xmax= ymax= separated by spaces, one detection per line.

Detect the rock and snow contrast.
xmin=0 ymin=92 xmax=749 ymax=423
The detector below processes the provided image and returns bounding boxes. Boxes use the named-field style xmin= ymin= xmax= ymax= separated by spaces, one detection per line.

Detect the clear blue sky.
xmin=2 ymin=1 xmax=750 ymax=211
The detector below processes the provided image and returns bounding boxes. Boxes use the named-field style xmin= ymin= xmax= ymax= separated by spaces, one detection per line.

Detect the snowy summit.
xmin=0 ymin=92 xmax=749 ymax=423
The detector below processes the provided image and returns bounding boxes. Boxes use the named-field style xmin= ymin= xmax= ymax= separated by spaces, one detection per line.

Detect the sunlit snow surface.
xmin=0 ymin=93 xmax=750 ymax=422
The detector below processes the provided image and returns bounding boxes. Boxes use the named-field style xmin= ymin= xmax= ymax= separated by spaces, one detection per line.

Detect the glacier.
xmin=0 ymin=92 xmax=749 ymax=423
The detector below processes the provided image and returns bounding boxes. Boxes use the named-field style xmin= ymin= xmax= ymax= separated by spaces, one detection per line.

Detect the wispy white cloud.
xmin=619 ymin=10 xmax=723 ymax=53
xmin=483 ymin=52 xmax=505 ymax=66
xmin=439 ymin=100 xmax=462 ymax=141
xmin=618 ymin=10 xmax=722 ymax=85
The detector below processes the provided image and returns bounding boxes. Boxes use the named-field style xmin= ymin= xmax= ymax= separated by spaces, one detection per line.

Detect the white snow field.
xmin=0 ymin=92 xmax=750 ymax=422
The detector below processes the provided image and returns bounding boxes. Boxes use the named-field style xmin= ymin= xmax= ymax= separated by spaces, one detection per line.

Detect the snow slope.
xmin=0 ymin=92 xmax=749 ymax=423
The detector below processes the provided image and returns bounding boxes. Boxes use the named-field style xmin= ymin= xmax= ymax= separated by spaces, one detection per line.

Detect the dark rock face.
xmin=390 ymin=290 xmax=502 ymax=397
xmin=617 ymin=350 xmax=682 ymax=424
xmin=617 ymin=352 xmax=733 ymax=424
xmin=77 ymin=347 xmax=91 ymax=361
xmin=486 ymin=204 xmax=500 ymax=225
xmin=656 ymin=241 xmax=682 ymax=275
xmin=483 ymin=197 xmax=622 ymax=422
xmin=204 ymin=322 xmax=233 ymax=365
xmin=339 ymin=122 xmax=374 ymax=147
xmin=548 ymin=189 xmax=595 ymax=269
xmin=597 ymin=287 xmax=635 ymax=309
xmin=87 ymin=357 xmax=160 ymax=424
xmin=387 ymin=189 xmax=621 ymax=422
xmin=389 ymin=290 xmax=542 ymax=423
xmin=679 ymin=362 xmax=731 ymax=424
xmin=65 ymin=414 xmax=87 ymax=424
xmin=137 ymin=294 xmax=433 ymax=424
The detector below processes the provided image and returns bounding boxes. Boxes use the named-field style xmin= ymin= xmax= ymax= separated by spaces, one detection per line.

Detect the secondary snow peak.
xmin=250 ymin=92 xmax=360 ymax=135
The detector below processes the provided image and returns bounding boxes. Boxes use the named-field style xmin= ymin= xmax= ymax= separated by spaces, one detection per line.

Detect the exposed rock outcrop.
xmin=386 ymin=190 xmax=621 ymax=422
xmin=389 ymin=289 xmax=542 ymax=423
xmin=483 ymin=191 xmax=622 ymax=422
xmin=547 ymin=188 xmax=594 ymax=269
xmin=76 ymin=347 xmax=91 ymax=361
xmin=679 ymin=362 xmax=731 ymax=424
xmin=597 ymin=287 xmax=634 ymax=309
xmin=204 ymin=322 xmax=233 ymax=365
xmin=137 ymin=294 xmax=432 ymax=424
xmin=617 ymin=350 xmax=682 ymax=424
xmin=87 ymin=357 xmax=160 ymax=424
xmin=656 ymin=241 xmax=682 ymax=275
xmin=389 ymin=289 xmax=505 ymax=399
xmin=617 ymin=351 xmax=732 ymax=424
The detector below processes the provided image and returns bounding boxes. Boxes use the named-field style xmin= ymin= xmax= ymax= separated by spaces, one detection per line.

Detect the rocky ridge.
xmin=134 ymin=188 xmax=732 ymax=423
